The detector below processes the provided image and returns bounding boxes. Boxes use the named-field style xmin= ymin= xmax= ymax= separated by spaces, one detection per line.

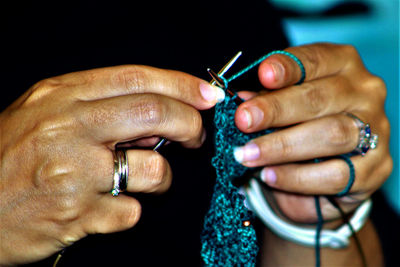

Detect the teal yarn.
xmin=313 ymin=155 xmax=355 ymax=267
xmin=201 ymin=94 xmax=272 ymax=266
xmin=201 ymin=50 xmax=304 ymax=266
xmin=335 ymin=155 xmax=355 ymax=197
xmin=314 ymin=196 xmax=323 ymax=267
xmin=314 ymin=155 xmax=355 ymax=198
xmin=227 ymin=50 xmax=306 ymax=85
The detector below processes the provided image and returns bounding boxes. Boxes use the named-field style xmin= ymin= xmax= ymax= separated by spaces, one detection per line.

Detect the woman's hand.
xmin=234 ymin=43 xmax=392 ymax=222
xmin=0 ymin=65 xmax=224 ymax=265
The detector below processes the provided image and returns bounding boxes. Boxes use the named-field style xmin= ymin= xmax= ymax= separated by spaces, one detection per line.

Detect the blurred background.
xmin=270 ymin=0 xmax=399 ymax=214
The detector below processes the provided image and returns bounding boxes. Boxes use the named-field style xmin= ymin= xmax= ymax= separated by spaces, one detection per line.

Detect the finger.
xmin=77 ymin=93 xmax=204 ymax=148
xmin=82 ymin=194 xmax=142 ymax=235
xmin=234 ymin=114 xmax=359 ymax=167
xmin=261 ymin=159 xmax=356 ymax=196
xmin=258 ymin=43 xmax=359 ymax=89
xmin=126 ymin=150 xmax=172 ymax=193
xmin=58 ymin=65 xmax=225 ymax=109
xmin=271 ymin=191 xmax=359 ymax=223
xmin=235 ymin=75 xmax=355 ymax=132
xmin=117 ymin=137 xmax=162 ymax=148
xmin=99 ymin=149 xmax=172 ymax=194
xmin=259 ymin=152 xmax=392 ymax=196
xmin=237 ymin=91 xmax=258 ymax=101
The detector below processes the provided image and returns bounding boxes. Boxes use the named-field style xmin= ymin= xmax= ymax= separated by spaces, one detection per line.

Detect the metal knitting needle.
xmin=211 ymin=51 xmax=242 ymax=83
xmin=207 ymin=68 xmax=244 ymax=105
xmin=152 ymin=51 xmax=243 ymax=152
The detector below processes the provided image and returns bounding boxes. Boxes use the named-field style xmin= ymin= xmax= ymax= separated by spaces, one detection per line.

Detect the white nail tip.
xmin=233 ymin=147 xmax=244 ymax=163
xmin=216 ymin=87 xmax=226 ymax=103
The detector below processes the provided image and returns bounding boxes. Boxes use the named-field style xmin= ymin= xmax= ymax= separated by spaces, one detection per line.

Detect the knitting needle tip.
xmin=207 ymin=68 xmax=226 ymax=89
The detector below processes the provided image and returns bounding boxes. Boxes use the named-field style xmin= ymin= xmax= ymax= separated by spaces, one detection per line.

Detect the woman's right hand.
xmin=0 ymin=65 xmax=224 ymax=265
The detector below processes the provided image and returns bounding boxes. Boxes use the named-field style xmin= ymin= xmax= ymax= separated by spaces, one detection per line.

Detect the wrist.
xmin=259 ymin=219 xmax=383 ymax=267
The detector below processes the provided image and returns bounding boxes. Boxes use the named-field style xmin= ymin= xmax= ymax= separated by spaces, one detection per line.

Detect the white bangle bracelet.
xmin=243 ymin=178 xmax=372 ymax=249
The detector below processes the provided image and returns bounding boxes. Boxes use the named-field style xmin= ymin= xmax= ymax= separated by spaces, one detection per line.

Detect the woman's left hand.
xmin=233 ymin=43 xmax=392 ymax=222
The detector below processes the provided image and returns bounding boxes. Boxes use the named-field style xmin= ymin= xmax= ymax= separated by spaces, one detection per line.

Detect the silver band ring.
xmin=346 ymin=113 xmax=378 ymax=156
xmin=111 ymin=149 xmax=128 ymax=196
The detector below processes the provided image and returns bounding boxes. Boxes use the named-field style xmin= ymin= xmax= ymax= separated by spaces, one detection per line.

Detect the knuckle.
xmin=33 ymin=115 xmax=71 ymax=140
xmin=298 ymin=45 xmax=321 ymax=78
xmin=112 ymin=66 xmax=148 ymax=93
xmin=273 ymin=134 xmax=293 ymax=158
xmin=23 ymin=78 xmax=63 ymax=106
xmin=381 ymin=155 xmax=394 ymax=179
xmin=28 ymin=118 xmax=74 ymax=160
xmin=302 ymin=83 xmax=326 ymax=115
xmin=145 ymin=153 xmax=168 ymax=189
xmin=265 ymin=96 xmax=283 ymax=126
xmin=133 ymin=96 xmax=166 ymax=127
xmin=342 ymin=44 xmax=359 ymax=57
xmin=79 ymin=100 xmax=127 ymax=129
xmin=365 ymin=155 xmax=393 ymax=191
xmin=325 ymin=117 xmax=353 ymax=147
xmin=59 ymin=231 xmax=85 ymax=247
xmin=57 ymin=198 xmax=80 ymax=220
xmin=292 ymin=168 xmax=305 ymax=188
xmin=33 ymin=166 xmax=82 ymax=223
xmin=52 ymin=180 xmax=81 ymax=217
xmin=363 ymin=75 xmax=387 ymax=100
xmin=379 ymin=116 xmax=390 ymax=135
xmin=53 ymin=197 xmax=81 ymax=226
xmin=342 ymin=44 xmax=362 ymax=64
xmin=55 ymin=208 xmax=80 ymax=228
xmin=340 ymin=44 xmax=362 ymax=70
xmin=168 ymin=70 xmax=193 ymax=99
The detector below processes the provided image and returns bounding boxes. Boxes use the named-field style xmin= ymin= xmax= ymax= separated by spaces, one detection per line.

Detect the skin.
xmin=0 ymin=43 xmax=392 ymax=266
xmin=260 ymin=220 xmax=384 ymax=267
xmin=234 ymin=43 xmax=392 ymax=265
xmin=0 ymin=65 xmax=224 ymax=265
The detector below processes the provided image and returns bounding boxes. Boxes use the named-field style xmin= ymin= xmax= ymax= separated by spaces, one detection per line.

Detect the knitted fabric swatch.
xmin=201 ymin=94 xmax=272 ymax=266
xmin=201 ymin=50 xmax=301 ymax=266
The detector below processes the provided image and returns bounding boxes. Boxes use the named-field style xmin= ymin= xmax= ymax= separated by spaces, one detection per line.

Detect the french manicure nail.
xmin=200 ymin=83 xmax=225 ymax=103
xmin=261 ymin=168 xmax=277 ymax=184
xmin=233 ymin=142 xmax=260 ymax=163
xmin=233 ymin=146 xmax=244 ymax=163
xmin=215 ymin=87 xmax=226 ymax=103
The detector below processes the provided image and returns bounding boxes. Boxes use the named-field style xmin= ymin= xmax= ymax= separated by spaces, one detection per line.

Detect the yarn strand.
xmin=227 ymin=50 xmax=306 ymax=84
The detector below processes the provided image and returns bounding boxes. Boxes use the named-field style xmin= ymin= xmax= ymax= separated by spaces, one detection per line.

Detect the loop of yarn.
xmin=227 ymin=50 xmax=306 ymax=85
xmin=335 ymin=155 xmax=355 ymax=197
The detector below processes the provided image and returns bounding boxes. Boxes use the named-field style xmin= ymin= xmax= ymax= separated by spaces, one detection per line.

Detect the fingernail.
xmin=261 ymin=168 xmax=277 ymax=184
xmin=244 ymin=106 xmax=264 ymax=129
xmin=200 ymin=83 xmax=226 ymax=103
xmin=270 ymin=62 xmax=284 ymax=82
xmin=215 ymin=87 xmax=226 ymax=103
xmin=233 ymin=142 xmax=260 ymax=163
xmin=243 ymin=108 xmax=252 ymax=129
